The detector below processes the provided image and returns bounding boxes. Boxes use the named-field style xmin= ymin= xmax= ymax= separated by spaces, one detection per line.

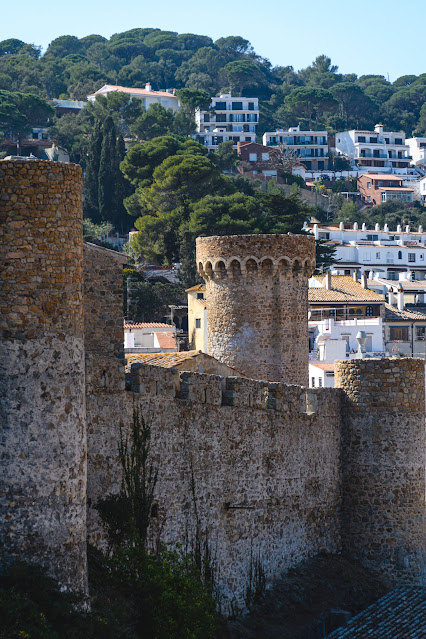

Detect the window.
xmin=248 ymin=102 xmax=254 ymax=110
xmin=195 ymin=318 xmax=201 ymax=329
xmin=197 ymin=292 xmax=204 ymax=299
xmin=311 ymin=377 xmax=315 ymax=387
xmin=245 ymin=137 xmax=251 ymax=141
xmin=398 ymin=251 xmax=402 ymax=259
xmin=390 ymin=326 xmax=409 ymax=341
xmin=342 ymin=335 xmax=350 ymax=352
xmin=365 ymin=334 xmax=373 ymax=351
xmin=216 ymin=113 xmax=227 ymax=122
xmin=214 ymin=101 xmax=226 ymax=110
xmin=395 ymin=138 xmax=403 ymax=145
xmin=385 ymin=137 xmax=390 ymax=144
xmin=204 ymin=114 xmax=210 ymax=123
xmin=421 ymin=255 xmax=424 ymax=261
xmin=358 ymin=136 xmax=366 ymax=143
xmin=367 ymin=196 xmax=372 ymax=202
xmin=249 ymin=153 xmax=257 ymax=162
xmin=319 ymin=232 xmax=330 ymax=240
xmin=367 ymin=234 xmax=378 ymax=241
xmin=408 ymin=253 xmax=416 ymax=262
xmin=367 ymin=181 xmax=371 ymax=188
xmin=232 ymin=102 xmax=243 ymax=110
xmin=376 ymin=252 xmax=380 ymax=259
xmin=318 ymin=378 xmax=323 ymax=387
xmin=366 ymin=306 xmax=374 ymax=317
xmin=261 ymin=153 xmax=270 ymax=161
xmin=416 ymin=326 xmax=426 ymax=341
xmin=370 ymin=137 xmax=378 ymax=143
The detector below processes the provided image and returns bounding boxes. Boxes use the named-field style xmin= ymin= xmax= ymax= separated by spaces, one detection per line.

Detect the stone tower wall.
xmin=335 ymin=358 xmax=426 ymax=585
xmin=0 ymin=158 xmax=87 ymax=592
xmin=196 ymin=234 xmax=315 ymax=385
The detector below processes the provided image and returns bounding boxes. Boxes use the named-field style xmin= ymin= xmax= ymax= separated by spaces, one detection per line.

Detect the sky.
xmin=1 ymin=0 xmax=424 ymax=82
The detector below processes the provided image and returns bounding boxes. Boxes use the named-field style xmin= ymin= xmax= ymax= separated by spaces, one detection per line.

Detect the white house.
xmin=262 ymin=126 xmax=329 ymax=171
xmin=405 ymin=137 xmax=426 ymax=170
xmin=335 ymin=124 xmax=411 ymax=174
xmin=124 ymin=322 xmax=177 ymax=353
xmin=309 ymin=362 xmax=335 ymax=388
xmin=195 ymin=94 xmax=259 ymax=151
xmin=87 ymin=84 xmax=180 ymax=112
xmin=308 ymin=222 xmax=426 ymax=281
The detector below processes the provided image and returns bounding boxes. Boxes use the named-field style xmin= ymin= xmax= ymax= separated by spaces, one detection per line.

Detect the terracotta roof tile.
xmin=88 ymin=84 xmax=177 ymax=99
xmin=384 ymin=303 xmax=426 ymax=321
xmin=124 ymin=322 xmax=174 ymax=329
xmin=156 ymin=332 xmax=177 ymax=349
xmin=309 ymin=276 xmax=384 ymax=303
xmin=125 ymin=350 xmax=204 ymax=372
xmin=309 ymin=363 xmax=335 ymax=372
xmin=185 ymin=284 xmax=206 ymax=292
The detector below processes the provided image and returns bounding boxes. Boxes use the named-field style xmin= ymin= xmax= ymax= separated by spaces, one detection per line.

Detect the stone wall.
xmin=335 ymin=358 xmax=426 ymax=585
xmin=83 ymin=243 xmax=127 ymax=359
xmin=0 ymin=158 xmax=87 ymax=592
xmin=196 ymin=234 xmax=316 ymax=386
xmin=87 ymin=362 xmax=342 ymax=612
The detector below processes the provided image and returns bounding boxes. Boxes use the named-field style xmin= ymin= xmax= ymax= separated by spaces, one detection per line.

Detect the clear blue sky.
xmin=1 ymin=0 xmax=424 ymax=82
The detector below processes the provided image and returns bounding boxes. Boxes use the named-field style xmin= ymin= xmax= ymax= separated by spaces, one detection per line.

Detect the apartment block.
xmin=336 ymin=124 xmax=411 ymax=173
xmin=195 ymin=94 xmax=259 ymax=151
xmin=262 ymin=126 xmax=329 ymax=170
xmin=406 ymin=137 xmax=426 ymax=170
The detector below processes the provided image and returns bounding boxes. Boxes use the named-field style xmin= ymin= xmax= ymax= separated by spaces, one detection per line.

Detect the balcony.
xmin=358 ymin=152 xmax=388 ymax=159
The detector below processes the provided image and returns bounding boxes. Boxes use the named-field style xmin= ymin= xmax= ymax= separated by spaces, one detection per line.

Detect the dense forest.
xmin=1 ymin=29 xmax=426 ymax=137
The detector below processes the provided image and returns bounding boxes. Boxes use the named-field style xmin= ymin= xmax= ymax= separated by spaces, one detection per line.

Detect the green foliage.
xmin=315 ymin=238 xmax=337 ymax=274
xmin=83 ymin=219 xmax=113 ymax=242
xmin=0 ymin=90 xmax=54 ymax=153
xmin=126 ymin=280 xmax=186 ymax=322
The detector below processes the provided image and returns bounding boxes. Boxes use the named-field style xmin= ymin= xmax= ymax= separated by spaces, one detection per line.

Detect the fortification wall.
xmin=196 ymin=234 xmax=316 ymax=386
xmin=83 ymin=243 xmax=127 ymax=359
xmin=335 ymin=358 xmax=426 ymax=585
xmin=86 ymin=361 xmax=342 ymax=611
xmin=0 ymin=158 xmax=87 ymax=592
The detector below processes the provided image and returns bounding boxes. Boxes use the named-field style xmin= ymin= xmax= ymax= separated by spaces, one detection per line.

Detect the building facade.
xmin=358 ymin=173 xmax=414 ymax=205
xmin=195 ymin=94 xmax=259 ymax=151
xmin=262 ymin=126 xmax=329 ymax=171
xmin=87 ymin=84 xmax=179 ymax=112
xmin=336 ymin=124 xmax=411 ymax=173
xmin=406 ymin=137 xmax=426 ymax=170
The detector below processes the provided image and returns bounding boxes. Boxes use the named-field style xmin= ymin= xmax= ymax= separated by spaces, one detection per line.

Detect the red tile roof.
xmin=88 ymin=84 xmax=176 ymax=99
xmin=124 ymin=322 xmax=174 ymax=329
xmin=156 ymin=332 xmax=177 ymax=349
xmin=310 ymin=362 xmax=335 ymax=372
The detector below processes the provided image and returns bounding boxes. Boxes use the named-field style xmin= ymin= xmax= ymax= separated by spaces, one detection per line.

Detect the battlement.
xmin=130 ymin=363 xmax=340 ymax=417
xmin=196 ymin=233 xmax=315 ymax=280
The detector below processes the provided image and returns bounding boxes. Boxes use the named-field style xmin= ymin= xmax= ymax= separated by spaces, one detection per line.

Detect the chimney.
xmin=339 ymin=222 xmax=344 ymax=231
xmin=353 ymin=270 xmax=358 ymax=282
xmin=145 ymin=82 xmax=152 ymax=92
xmin=388 ymin=287 xmax=396 ymax=306
xmin=362 ymin=223 xmax=367 ymax=231
xmin=405 ymin=225 xmax=410 ymax=234
xmin=353 ymin=222 xmax=358 ymax=230
xmin=313 ymin=223 xmax=319 ymax=240
xmin=375 ymin=223 xmax=380 ymax=231
xmin=324 ymin=271 xmax=332 ymax=290
xmin=419 ymin=225 xmax=423 ymax=234
xmin=397 ymin=284 xmax=404 ymax=311
xmin=374 ymin=123 xmax=384 ymax=135
xmin=397 ymin=224 xmax=402 ymax=233
xmin=361 ymin=272 xmax=368 ymax=289
xmin=384 ymin=223 xmax=389 ymax=232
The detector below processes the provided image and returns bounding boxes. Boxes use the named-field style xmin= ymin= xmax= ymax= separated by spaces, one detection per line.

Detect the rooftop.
xmin=328 ymin=587 xmax=426 ymax=638
xmin=88 ymin=84 xmax=177 ymax=99
xmin=185 ymin=284 xmax=206 ymax=293
xmin=124 ymin=322 xmax=174 ymax=329
xmin=309 ymin=362 xmax=335 ymax=372
xmin=155 ymin=332 xmax=177 ymax=350
xmin=384 ymin=303 xmax=426 ymax=321
xmin=309 ymin=276 xmax=384 ymax=303
xmin=126 ymin=350 xmax=201 ymax=372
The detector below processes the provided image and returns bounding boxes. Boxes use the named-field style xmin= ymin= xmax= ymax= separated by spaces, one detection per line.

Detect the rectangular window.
xmin=342 ymin=335 xmax=351 ymax=353
xmin=318 ymin=378 xmax=323 ymax=387
xmin=421 ymin=255 xmax=424 ymax=261
xmin=195 ymin=318 xmax=201 ymax=329
xmin=370 ymin=137 xmax=378 ymax=143
xmin=395 ymin=138 xmax=403 ymax=145
xmin=232 ymin=102 xmax=243 ymax=110
xmin=367 ymin=234 xmax=378 ymax=241
xmin=203 ymin=114 xmax=210 ymax=123
xmin=408 ymin=253 xmax=416 ymax=262
xmin=216 ymin=113 xmax=227 ymax=122
xmin=416 ymin=326 xmax=426 ymax=341
xmin=367 ymin=196 xmax=372 ymax=202
xmin=367 ymin=181 xmax=371 ymax=188
xmin=261 ymin=153 xmax=270 ymax=161
xmin=249 ymin=153 xmax=257 ymax=162
xmin=196 ymin=292 xmax=204 ymax=299
xmin=376 ymin=252 xmax=380 ymax=259
xmin=248 ymin=102 xmax=254 ymax=110
xmin=358 ymin=136 xmax=366 ymax=143
xmin=214 ymin=101 xmax=226 ymax=110
xmin=311 ymin=377 xmax=315 ymax=387
xmin=390 ymin=326 xmax=409 ymax=341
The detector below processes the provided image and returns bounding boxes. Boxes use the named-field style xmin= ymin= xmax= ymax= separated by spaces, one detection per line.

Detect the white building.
xmin=406 ymin=137 xmax=426 ymax=171
xmin=124 ymin=322 xmax=177 ymax=353
xmin=262 ymin=126 xmax=329 ymax=171
xmin=309 ymin=362 xmax=335 ymax=388
xmin=195 ymin=94 xmax=259 ymax=151
xmin=308 ymin=222 xmax=426 ymax=281
xmin=335 ymin=124 xmax=411 ymax=174
xmin=87 ymin=84 xmax=180 ymax=112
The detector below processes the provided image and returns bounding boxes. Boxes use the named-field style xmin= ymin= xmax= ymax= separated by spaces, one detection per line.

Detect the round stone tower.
xmin=335 ymin=358 xmax=426 ymax=585
xmin=0 ymin=158 xmax=87 ymax=592
xmin=196 ymin=234 xmax=316 ymax=385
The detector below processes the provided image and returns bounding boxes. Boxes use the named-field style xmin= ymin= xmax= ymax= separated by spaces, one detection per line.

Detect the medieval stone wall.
xmin=196 ymin=234 xmax=316 ymax=386
xmin=86 ymin=361 xmax=342 ymax=611
xmin=335 ymin=358 xmax=426 ymax=585
xmin=83 ymin=243 xmax=127 ymax=359
xmin=0 ymin=158 xmax=87 ymax=592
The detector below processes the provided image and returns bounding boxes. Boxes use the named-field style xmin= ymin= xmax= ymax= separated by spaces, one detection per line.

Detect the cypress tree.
xmin=98 ymin=116 xmax=117 ymax=224
xmin=84 ymin=121 xmax=102 ymax=222
xmin=114 ymin=134 xmax=133 ymax=233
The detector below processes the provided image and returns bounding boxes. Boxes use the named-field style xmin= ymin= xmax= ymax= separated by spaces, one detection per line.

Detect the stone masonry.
xmin=335 ymin=358 xmax=426 ymax=585
xmin=1 ymin=158 xmax=425 ymax=613
xmin=0 ymin=158 xmax=87 ymax=593
xmin=196 ymin=234 xmax=316 ymax=386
